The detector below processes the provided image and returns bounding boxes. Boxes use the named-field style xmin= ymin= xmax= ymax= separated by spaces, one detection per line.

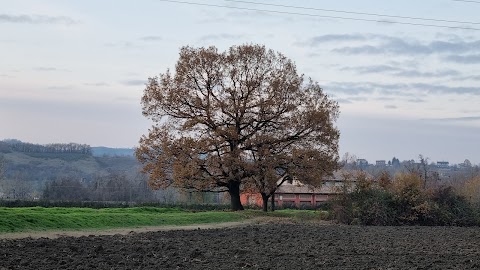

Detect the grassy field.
xmin=0 ymin=207 xmax=242 ymax=233
xmin=0 ymin=207 xmax=325 ymax=233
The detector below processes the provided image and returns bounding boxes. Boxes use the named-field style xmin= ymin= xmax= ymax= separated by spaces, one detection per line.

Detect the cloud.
xmin=375 ymin=97 xmax=396 ymax=101
xmin=0 ymin=14 xmax=77 ymax=25
xmin=300 ymin=33 xmax=387 ymax=45
xmin=199 ymin=33 xmax=245 ymax=41
xmin=139 ymin=36 xmax=162 ymax=42
xmin=411 ymin=83 xmax=480 ymax=95
xmin=325 ymin=81 xmax=480 ymax=96
xmin=394 ymin=69 xmax=460 ymax=78
xmin=422 ymin=116 xmax=480 ymax=122
xmin=407 ymin=98 xmax=426 ymax=103
xmin=105 ymin=41 xmax=137 ymax=49
xmin=341 ymin=65 xmax=460 ymax=78
xmin=457 ymin=75 xmax=480 ymax=81
xmin=329 ymin=35 xmax=480 ymax=56
xmin=33 ymin=67 xmax=70 ymax=72
xmin=341 ymin=65 xmax=401 ymax=74
xmin=334 ymin=45 xmax=386 ymax=55
xmin=444 ymin=54 xmax=480 ymax=64
xmin=301 ymin=34 xmax=370 ymax=46
xmin=225 ymin=10 xmax=282 ymax=20
xmin=121 ymin=80 xmax=146 ymax=86
xmin=349 ymin=96 xmax=368 ymax=102
xmin=334 ymin=38 xmax=432 ymax=55
xmin=34 ymin=67 xmax=57 ymax=71
xmin=108 ymin=36 xmax=163 ymax=49
xmin=47 ymin=85 xmax=74 ymax=91
xmin=84 ymin=82 xmax=109 ymax=87
xmin=115 ymin=96 xmax=137 ymax=102
xmin=198 ymin=9 xmax=297 ymax=25
xmin=334 ymin=98 xmax=353 ymax=104
xmin=325 ymin=82 xmax=376 ymax=96
xmin=385 ymin=105 xmax=397 ymax=109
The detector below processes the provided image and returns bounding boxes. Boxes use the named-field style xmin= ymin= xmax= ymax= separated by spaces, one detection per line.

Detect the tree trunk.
xmin=261 ymin=193 xmax=269 ymax=212
xmin=271 ymin=193 xmax=275 ymax=212
xmin=228 ymin=181 xmax=244 ymax=211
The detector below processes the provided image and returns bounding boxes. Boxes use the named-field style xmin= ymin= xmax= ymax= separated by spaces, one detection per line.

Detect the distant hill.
xmin=91 ymin=147 xmax=135 ymax=157
xmin=0 ymin=150 xmax=142 ymax=199
xmin=0 ymin=139 xmax=203 ymax=204
xmin=0 ymin=139 xmax=135 ymax=158
xmin=0 ymin=139 xmax=141 ymax=197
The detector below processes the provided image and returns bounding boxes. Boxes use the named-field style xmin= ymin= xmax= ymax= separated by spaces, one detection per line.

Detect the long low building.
xmin=241 ymin=171 xmax=362 ymax=208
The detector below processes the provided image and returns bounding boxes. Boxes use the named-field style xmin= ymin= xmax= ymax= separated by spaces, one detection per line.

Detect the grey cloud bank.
xmin=121 ymin=80 xmax=147 ymax=86
xmin=331 ymin=36 xmax=480 ymax=56
xmin=445 ymin=54 xmax=480 ymax=64
xmin=139 ymin=36 xmax=163 ymax=42
xmin=0 ymin=14 xmax=77 ymax=25
xmin=326 ymin=81 xmax=480 ymax=97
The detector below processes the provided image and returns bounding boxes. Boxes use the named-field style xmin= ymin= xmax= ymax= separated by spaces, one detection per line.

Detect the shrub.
xmin=331 ymin=172 xmax=480 ymax=226
xmin=459 ymin=176 xmax=480 ymax=208
xmin=392 ymin=173 xmax=425 ymax=225
xmin=426 ymin=186 xmax=478 ymax=226
xmin=333 ymin=188 xmax=397 ymax=225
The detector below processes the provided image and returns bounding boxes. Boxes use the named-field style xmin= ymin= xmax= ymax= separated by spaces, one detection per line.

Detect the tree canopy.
xmin=136 ymin=44 xmax=340 ymax=210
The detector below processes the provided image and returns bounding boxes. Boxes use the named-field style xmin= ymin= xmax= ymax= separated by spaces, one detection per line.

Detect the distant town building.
xmin=376 ymin=160 xmax=386 ymax=166
xmin=356 ymin=159 xmax=368 ymax=168
xmin=436 ymin=161 xmax=450 ymax=169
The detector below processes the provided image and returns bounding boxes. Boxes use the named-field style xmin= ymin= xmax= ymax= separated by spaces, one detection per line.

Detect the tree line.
xmin=42 ymin=173 xmax=154 ymax=202
xmin=1 ymin=140 xmax=92 ymax=155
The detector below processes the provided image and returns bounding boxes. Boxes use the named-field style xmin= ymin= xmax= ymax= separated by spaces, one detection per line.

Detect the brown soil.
xmin=1 ymin=223 xmax=480 ymax=269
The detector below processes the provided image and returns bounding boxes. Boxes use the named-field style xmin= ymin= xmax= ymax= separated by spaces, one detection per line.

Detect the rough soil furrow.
xmin=2 ymin=223 xmax=480 ymax=269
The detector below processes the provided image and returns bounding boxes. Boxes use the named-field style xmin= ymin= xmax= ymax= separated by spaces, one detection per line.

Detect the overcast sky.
xmin=1 ymin=0 xmax=479 ymax=164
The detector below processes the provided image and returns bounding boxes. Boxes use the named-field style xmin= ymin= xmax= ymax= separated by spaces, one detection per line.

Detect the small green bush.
xmin=333 ymin=189 xmax=397 ymax=225
xmin=425 ymin=186 xmax=478 ymax=226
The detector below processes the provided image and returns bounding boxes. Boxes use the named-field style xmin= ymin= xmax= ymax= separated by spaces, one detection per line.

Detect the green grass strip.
xmin=0 ymin=207 xmax=328 ymax=234
xmin=0 ymin=207 xmax=243 ymax=233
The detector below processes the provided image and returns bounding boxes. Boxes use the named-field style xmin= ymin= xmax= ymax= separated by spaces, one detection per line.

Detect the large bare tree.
xmin=136 ymin=44 xmax=340 ymax=211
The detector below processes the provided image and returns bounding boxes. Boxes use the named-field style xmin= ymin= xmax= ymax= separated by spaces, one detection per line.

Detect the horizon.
xmin=1 ymin=0 xmax=479 ymax=165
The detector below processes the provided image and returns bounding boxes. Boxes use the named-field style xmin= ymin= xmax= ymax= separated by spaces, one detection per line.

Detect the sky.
xmin=1 ymin=0 xmax=479 ymax=165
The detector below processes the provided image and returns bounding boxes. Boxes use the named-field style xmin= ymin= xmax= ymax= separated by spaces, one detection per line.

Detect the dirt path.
xmin=0 ymin=218 xmax=267 ymax=240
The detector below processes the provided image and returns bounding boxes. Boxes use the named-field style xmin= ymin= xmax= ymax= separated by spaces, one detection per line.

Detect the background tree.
xmin=91 ymin=172 xmax=131 ymax=201
xmin=340 ymin=152 xmax=358 ymax=170
xmin=418 ymin=154 xmax=430 ymax=188
xmin=392 ymin=157 xmax=400 ymax=167
xmin=43 ymin=177 xmax=90 ymax=201
xmin=0 ymin=155 xmax=4 ymax=180
xmin=136 ymin=44 xmax=340 ymax=211
xmin=0 ymin=155 xmax=5 ymax=198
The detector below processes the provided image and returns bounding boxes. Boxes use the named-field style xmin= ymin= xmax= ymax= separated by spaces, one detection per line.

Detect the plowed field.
xmin=1 ymin=223 xmax=479 ymax=269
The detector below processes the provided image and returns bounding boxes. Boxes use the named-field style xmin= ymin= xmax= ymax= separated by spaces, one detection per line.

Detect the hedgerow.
xmin=332 ymin=172 xmax=479 ymax=226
